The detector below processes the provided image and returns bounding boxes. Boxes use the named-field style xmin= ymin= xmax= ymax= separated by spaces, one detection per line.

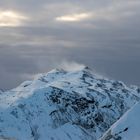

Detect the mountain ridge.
xmin=0 ymin=67 xmax=139 ymax=140
xmin=100 ymin=101 xmax=140 ymax=140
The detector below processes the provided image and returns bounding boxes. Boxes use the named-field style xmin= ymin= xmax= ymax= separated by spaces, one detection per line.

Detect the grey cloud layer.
xmin=0 ymin=0 xmax=140 ymax=89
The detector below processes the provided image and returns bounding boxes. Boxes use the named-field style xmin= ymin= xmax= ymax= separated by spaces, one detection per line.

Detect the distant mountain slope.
xmin=0 ymin=67 xmax=140 ymax=140
xmin=100 ymin=102 xmax=140 ymax=140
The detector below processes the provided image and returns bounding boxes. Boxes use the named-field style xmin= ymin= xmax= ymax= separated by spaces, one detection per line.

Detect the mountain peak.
xmin=0 ymin=67 xmax=140 ymax=140
xmin=48 ymin=68 xmax=67 ymax=73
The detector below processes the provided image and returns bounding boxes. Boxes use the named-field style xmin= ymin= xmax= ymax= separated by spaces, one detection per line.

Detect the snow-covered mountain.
xmin=100 ymin=101 xmax=140 ymax=140
xmin=0 ymin=67 xmax=140 ymax=140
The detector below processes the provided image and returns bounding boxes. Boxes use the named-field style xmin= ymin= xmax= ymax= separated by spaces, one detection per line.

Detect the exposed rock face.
xmin=0 ymin=67 xmax=139 ymax=140
xmin=100 ymin=102 xmax=140 ymax=140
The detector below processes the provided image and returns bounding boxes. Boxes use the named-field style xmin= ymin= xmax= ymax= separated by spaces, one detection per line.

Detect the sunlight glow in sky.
xmin=0 ymin=10 xmax=28 ymax=27
xmin=0 ymin=1 xmax=140 ymax=89
xmin=56 ymin=13 xmax=92 ymax=22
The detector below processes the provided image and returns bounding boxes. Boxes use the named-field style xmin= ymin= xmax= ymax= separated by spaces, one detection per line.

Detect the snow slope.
xmin=100 ymin=102 xmax=140 ymax=140
xmin=0 ymin=67 xmax=140 ymax=140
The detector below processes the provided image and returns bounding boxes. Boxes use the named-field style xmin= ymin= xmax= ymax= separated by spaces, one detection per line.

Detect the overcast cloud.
xmin=0 ymin=0 xmax=140 ymax=90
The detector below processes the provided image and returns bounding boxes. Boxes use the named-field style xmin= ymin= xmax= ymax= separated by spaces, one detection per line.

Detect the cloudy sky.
xmin=0 ymin=0 xmax=140 ymax=90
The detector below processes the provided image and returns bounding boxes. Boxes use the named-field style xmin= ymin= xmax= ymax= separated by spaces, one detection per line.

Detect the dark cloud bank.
xmin=0 ymin=0 xmax=140 ymax=90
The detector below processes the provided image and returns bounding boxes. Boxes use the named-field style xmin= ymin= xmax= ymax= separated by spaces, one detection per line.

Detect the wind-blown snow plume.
xmin=58 ymin=61 xmax=85 ymax=72
xmin=57 ymin=61 xmax=107 ymax=79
